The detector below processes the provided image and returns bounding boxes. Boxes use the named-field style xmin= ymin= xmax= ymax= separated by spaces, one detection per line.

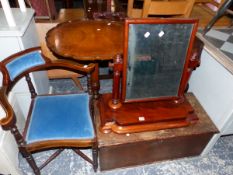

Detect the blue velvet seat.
xmin=26 ymin=93 xmax=94 ymax=144
xmin=0 ymin=47 xmax=97 ymax=175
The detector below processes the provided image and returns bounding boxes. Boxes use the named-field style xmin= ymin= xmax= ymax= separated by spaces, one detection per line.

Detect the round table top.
xmin=46 ymin=20 xmax=124 ymax=61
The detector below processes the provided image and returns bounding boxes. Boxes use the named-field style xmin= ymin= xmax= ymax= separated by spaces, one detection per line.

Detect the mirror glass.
xmin=125 ymin=23 xmax=193 ymax=100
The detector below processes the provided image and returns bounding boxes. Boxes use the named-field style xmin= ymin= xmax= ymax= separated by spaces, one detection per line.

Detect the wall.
xmin=189 ymin=49 xmax=233 ymax=154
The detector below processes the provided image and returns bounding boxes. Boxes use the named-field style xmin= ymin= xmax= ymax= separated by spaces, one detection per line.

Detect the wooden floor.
xmin=36 ymin=4 xmax=232 ymax=28
xmin=56 ymin=8 xmax=85 ymax=22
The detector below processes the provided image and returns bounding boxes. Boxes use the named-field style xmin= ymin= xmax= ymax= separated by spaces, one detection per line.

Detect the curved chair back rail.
xmin=0 ymin=47 xmax=95 ymax=92
xmin=0 ymin=47 xmax=98 ymax=175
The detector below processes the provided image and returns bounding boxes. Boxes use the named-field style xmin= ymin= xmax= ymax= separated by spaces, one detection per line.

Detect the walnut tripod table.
xmin=46 ymin=19 xmax=124 ymax=98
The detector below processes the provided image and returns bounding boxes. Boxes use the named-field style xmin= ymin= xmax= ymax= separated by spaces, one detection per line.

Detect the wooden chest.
xmin=95 ymin=93 xmax=218 ymax=171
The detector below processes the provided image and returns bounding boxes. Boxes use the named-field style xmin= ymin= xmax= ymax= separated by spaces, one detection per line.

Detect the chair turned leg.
xmin=10 ymin=126 xmax=40 ymax=174
xmin=87 ymin=74 xmax=93 ymax=95
xmin=24 ymin=154 xmax=40 ymax=175
xmin=92 ymin=146 xmax=98 ymax=172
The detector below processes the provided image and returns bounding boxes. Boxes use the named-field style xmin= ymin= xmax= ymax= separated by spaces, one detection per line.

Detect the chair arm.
xmin=46 ymin=60 xmax=95 ymax=74
xmin=0 ymin=86 xmax=15 ymax=130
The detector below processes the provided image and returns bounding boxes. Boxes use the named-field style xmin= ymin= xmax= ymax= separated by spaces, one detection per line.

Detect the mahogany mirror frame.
xmin=100 ymin=18 xmax=204 ymax=134
xmin=121 ymin=18 xmax=199 ymax=104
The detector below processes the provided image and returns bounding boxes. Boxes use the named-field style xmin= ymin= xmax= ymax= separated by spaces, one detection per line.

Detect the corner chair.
xmin=0 ymin=47 xmax=98 ymax=174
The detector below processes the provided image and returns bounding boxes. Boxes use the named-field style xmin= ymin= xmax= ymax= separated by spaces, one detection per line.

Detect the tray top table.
xmin=46 ymin=20 xmax=124 ymax=97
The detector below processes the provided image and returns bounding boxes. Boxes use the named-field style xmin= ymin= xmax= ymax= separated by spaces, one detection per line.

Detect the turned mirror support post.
xmin=174 ymin=37 xmax=203 ymax=105
xmin=108 ymin=54 xmax=123 ymax=110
